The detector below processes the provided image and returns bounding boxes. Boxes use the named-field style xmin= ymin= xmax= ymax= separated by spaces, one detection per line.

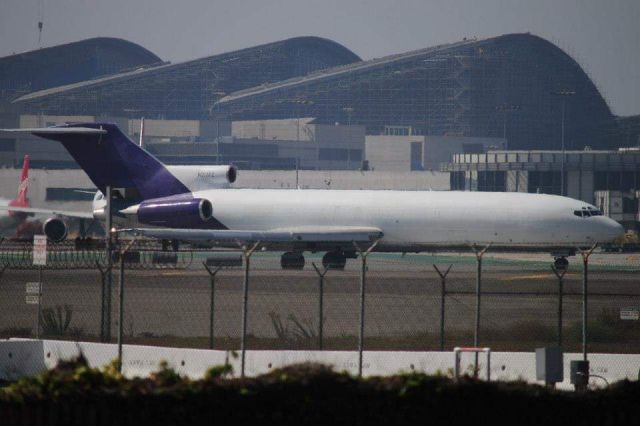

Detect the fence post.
xmin=579 ymin=244 xmax=597 ymax=361
xmin=551 ymin=264 xmax=568 ymax=348
xmin=471 ymin=243 xmax=491 ymax=376
xmin=96 ymin=261 xmax=113 ymax=343
xmin=117 ymin=238 xmax=137 ymax=373
xmin=240 ymin=242 xmax=260 ymax=378
xmin=36 ymin=266 xmax=43 ymax=339
xmin=105 ymin=186 xmax=113 ymax=342
xmin=203 ymin=263 xmax=222 ymax=350
xmin=311 ymin=262 xmax=329 ymax=350
xmin=433 ymin=264 xmax=452 ymax=351
xmin=353 ymin=239 xmax=380 ymax=377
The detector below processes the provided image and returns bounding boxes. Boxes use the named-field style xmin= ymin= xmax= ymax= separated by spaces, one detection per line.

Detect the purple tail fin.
xmin=33 ymin=123 xmax=189 ymax=200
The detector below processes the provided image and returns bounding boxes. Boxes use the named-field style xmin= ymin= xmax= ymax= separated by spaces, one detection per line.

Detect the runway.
xmin=0 ymin=251 xmax=638 ymax=353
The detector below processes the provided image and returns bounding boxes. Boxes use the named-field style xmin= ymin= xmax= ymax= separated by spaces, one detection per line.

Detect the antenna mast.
xmin=37 ymin=0 xmax=44 ymax=48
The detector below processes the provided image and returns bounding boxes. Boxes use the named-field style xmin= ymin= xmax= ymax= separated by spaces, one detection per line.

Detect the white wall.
xmin=232 ymin=118 xmax=315 ymax=141
xmin=2 ymin=339 xmax=639 ymax=390
xmin=365 ymin=136 xmax=421 ymax=171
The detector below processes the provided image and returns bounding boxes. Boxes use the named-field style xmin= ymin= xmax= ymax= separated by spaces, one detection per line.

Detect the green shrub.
xmin=1 ymin=358 xmax=639 ymax=426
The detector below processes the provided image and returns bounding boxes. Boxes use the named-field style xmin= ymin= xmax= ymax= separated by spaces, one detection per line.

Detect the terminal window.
xmin=595 ymin=171 xmax=639 ymax=191
xmin=528 ymin=171 xmax=562 ymax=195
xmin=349 ymin=149 xmax=362 ymax=162
xmin=0 ymin=138 xmax=15 ymax=151
xmin=384 ymin=126 xmax=412 ymax=136
xmin=477 ymin=171 xmax=506 ymax=192
xmin=450 ymin=171 xmax=466 ymax=190
xmin=319 ymin=148 xmax=362 ymax=162
xmin=410 ymin=142 xmax=423 ymax=170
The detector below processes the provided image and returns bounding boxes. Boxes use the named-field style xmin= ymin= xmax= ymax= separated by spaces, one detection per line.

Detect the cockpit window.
xmin=587 ymin=206 xmax=603 ymax=216
xmin=574 ymin=207 xmax=603 ymax=217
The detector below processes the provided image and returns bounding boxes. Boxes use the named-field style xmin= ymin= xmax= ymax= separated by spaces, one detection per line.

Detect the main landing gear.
xmin=161 ymin=239 xmax=180 ymax=251
xmin=281 ymin=252 xmax=305 ymax=270
xmin=279 ymin=250 xmax=354 ymax=270
xmin=322 ymin=250 xmax=349 ymax=270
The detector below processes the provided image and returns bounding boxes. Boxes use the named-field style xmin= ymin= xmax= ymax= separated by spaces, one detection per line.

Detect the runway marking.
xmin=500 ymin=273 xmax=576 ymax=281
xmin=161 ymin=271 xmax=196 ymax=276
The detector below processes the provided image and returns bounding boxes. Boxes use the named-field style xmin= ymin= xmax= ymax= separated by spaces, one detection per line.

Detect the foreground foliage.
xmin=1 ymin=356 xmax=639 ymax=426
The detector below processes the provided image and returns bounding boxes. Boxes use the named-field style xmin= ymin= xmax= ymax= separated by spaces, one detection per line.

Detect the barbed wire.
xmin=0 ymin=239 xmax=208 ymax=270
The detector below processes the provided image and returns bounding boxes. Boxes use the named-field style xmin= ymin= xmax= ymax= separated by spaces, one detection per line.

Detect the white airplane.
xmin=0 ymin=123 xmax=624 ymax=269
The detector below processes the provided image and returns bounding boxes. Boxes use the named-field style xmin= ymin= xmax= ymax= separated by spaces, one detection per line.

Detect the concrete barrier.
xmin=1 ymin=339 xmax=638 ymax=389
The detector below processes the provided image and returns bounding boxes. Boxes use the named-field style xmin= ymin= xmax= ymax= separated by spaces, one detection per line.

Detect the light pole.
xmin=275 ymin=98 xmax=315 ymax=180
xmin=552 ymin=90 xmax=575 ymax=196
xmin=342 ymin=107 xmax=354 ymax=167
xmin=291 ymin=99 xmax=313 ymax=186
xmin=342 ymin=107 xmax=353 ymax=127
xmin=495 ymin=104 xmax=520 ymax=150
xmin=211 ymin=91 xmax=226 ymax=165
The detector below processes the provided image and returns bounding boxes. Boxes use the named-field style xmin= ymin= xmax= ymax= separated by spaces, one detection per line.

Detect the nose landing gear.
xmin=281 ymin=251 xmax=305 ymax=270
xmin=322 ymin=250 xmax=348 ymax=270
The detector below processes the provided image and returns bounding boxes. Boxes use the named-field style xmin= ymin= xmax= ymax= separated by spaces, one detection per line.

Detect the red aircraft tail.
xmin=9 ymin=155 xmax=29 ymax=209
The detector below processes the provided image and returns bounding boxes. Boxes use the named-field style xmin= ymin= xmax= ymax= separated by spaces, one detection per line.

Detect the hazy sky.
xmin=1 ymin=0 xmax=639 ymax=116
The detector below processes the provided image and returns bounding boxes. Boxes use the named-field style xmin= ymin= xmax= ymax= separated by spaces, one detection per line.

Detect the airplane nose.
xmin=599 ymin=218 xmax=625 ymax=243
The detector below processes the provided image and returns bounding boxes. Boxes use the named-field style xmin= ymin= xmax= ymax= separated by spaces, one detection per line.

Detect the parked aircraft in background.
xmin=0 ymin=123 xmax=624 ymax=269
xmin=0 ymin=155 xmax=40 ymax=239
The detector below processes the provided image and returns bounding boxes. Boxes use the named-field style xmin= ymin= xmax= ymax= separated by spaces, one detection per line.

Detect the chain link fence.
xmin=1 ymin=240 xmax=639 ymax=368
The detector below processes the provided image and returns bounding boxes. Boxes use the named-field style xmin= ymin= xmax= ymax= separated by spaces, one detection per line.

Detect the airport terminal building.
xmin=1 ymin=33 xmax=639 ymax=230
xmin=3 ymin=33 xmax=631 ymax=155
xmin=444 ymin=149 xmax=640 ymax=228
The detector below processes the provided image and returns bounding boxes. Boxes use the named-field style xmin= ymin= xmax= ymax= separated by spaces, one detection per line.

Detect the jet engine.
xmin=43 ymin=217 xmax=68 ymax=242
xmin=166 ymin=165 xmax=237 ymax=191
xmin=137 ymin=196 xmax=213 ymax=227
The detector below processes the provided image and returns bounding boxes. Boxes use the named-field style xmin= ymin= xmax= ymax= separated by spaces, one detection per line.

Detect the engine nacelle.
xmin=137 ymin=196 xmax=213 ymax=227
xmin=166 ymin=165 xmax=237 ymax=191
xmin=43 ymin=217 xmax=68 ymax=242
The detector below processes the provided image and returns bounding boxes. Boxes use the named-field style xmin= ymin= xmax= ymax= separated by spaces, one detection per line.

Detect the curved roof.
xmin=13 ymin=36 xmax=361 ymax=119
xmin=0 ymin=37 xmax=162 ymax=100
xmin=217 ymin=33 xmax=616 ymax=150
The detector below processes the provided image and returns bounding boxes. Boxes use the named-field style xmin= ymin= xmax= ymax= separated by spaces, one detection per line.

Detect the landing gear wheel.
xmin=322 ymin=250 xmax=347 ymax=270
xmin=161 ymin=239 xmax=180 ymax=251
xmin=281 ymin=252 xmax=305 ymax=270
xmin=554 ymin=257 xmax=569 ymax=271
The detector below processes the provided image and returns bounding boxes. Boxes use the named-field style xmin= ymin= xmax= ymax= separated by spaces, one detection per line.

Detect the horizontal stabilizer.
xmin=1 ymin=127 xmax=107 ymax=134
xmin=1 ymin=123 xmax=189 ymax=200
xmin=0 ymin=205 xmax=94 ymax=219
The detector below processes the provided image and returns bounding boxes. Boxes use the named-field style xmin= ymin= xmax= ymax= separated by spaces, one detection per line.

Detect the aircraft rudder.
xmin=33 ymin=122 xmax=189 ymax=200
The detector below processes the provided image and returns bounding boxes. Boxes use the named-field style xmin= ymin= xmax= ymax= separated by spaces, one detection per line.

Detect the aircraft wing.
xmin=120 ymin=226 xmax=383 ymax=247
xmin=0 ymin=205 xmax=94 ymax=219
